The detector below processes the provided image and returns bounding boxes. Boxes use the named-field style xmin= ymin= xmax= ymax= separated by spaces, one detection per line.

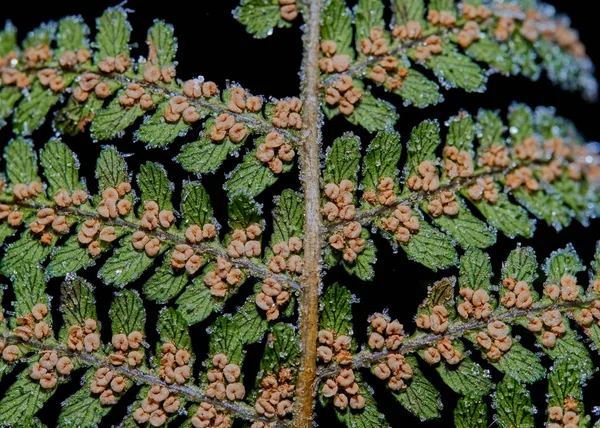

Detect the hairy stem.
xmin=10 ymin=200 xmax=302 ymax=291
xmin=295 ymin=0 xmax=324 ymax=427
xmin=1 ymin=333 xmax=289 ymax=427
xmin=315 ymin=298 xmax=595 ymax=381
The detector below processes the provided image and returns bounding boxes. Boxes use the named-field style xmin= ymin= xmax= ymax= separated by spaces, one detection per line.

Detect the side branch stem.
xmin=294 ymin=1 xmax=325 ymax=427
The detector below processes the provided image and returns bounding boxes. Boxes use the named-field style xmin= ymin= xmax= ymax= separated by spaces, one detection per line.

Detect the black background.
xmin=1 ymin=0 xmax=600 ymax=426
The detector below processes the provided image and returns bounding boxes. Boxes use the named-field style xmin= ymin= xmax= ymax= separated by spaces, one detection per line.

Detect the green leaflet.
xmin=143 ymin=252 xmax=190 ymax=303
xmin=320 ymin=282 xmax=353 ymax=335
xmin=454 ymin=395 xmax=487 ymax=428
xmin=137 ymin=162 xmax=173 ymax=211
xmin=271 ymin=190 xmax=303 ymax=244
xmin=419 ymin=277 xmax=454 ymax=311
xmin=40 ymin=139 xmax=82 ymax=194
xmin=536 ymin=39 xmax=590 ymax=97
xmin=553 ymin=175 xmax=597 ymax=223
xmin=0 ymin=223 xmax=17 ymax=247
xmin=354 ymin=0 xmax=385 ymax=45
xmin=99 ymin=239 xmax=160 ymax=287
xmin=177 ymin=138 xmax=236 ymax=175
xmin=509 ymin=33 xmax=541 ymax=80
xmin=96 ymin=146 xmax=128 ymax=191
xmin=322 ymin=0 xmax=354 ymax=57
xmin=342 ymin=228 xmax=377 ymax=281
xmin=425 ymin=196 xmax=496 ymax=249
xmin=468 ymin=190 xmax=535 ymax=239
xmin=465 ymin=38 xmax=514 ymax=75
xmin=60 ymin=278 xmax=97 ymax=329
xmin=228 ymin=192 xmax=262 ymax=230
xmin=446 ymin=113 xmax=475 ymax=153
xmin=508 ymin=104 xmax=535 ymax=145
xmin=180 ymin=182 xmax=214 ymax=228
xmin=394 ymin=69 xmax=442 ymax=108
xmin=258 ymin=323 xmax=299 ymax=375
xmin=12 ymin=267 xmax=48 ymax=316
xmin=404 ymin=119 xmax=439 ymax=175
xmin=147 ymin=20 xmax=176 ymax=67
xmin=345 ymin=91 xmax=398 ymax=132
xmin=225 ymin=148 xmax=290 ymax=197
xmin=476 ymin=110 xmax=505 ymax=150
xmin=176 ymin=275 xmax=226 ymax=325
xmin=23 ymin=22 xmax=56 ymax=49
xmin=361 ymin=131 xmax=401 ymax=194
xmin=492 ymin=342 xmax=545 ymax=384
xmin=494 ymin=376 xmax=535 ymax=428
xmin=435 ymin=355 xmax=494 ymax=396
xmin=13 ymin=82 xmax=61 ymax=136
xmin=324 ymin=133 xmax=361 ymax=185
xmin=235 ymin=0 xmax=292 ymax=39
xmin=336 ymin=390 xmax=388 ymax=428
xmin=95 ymin=7 xmax=131 ymax=61
xmin=110 ymin=290 xmax=145 ymax=334
xmin=53 ymin=93 xmax=104 ymax=136
xmin=512 ymin=187 xmax=573 ymax=231
xmin=0 ymin=373 xmax=48 ymax=427
xmin=56 ymin=16 xmax=89 ymax=53
xmin=401 ymin=218 xmax=458 ymax=271
xmin=158 ymin=308 xmax=192 ymax=350
xmin=0 ymin=21 xmax=17 ymax=57
xmin=134 ymin=102 xmax=191 ymax=147
xmin=459 ymin=248 xmax=492 ymax=291
xmin=547 ymin=355 xmax=587 ymax=409
xmin=392 ymin=356 xmax=442 ymax=420
xmin=429 ymin=0 xmax=454 ymax=11
xmin=0 ymin=230 xmax=53 ymax=278
xmin=0 ymin=87 xmax=22 ymax=129
xmin=540 ymin=328 xmax=594 ymax=378
xmin=209 ymin=316 xmax=245 ymax=364
xmin=393 ymin=0 xmax=424 ymax=24
xmin=231 ymin=297 xmax=269 ymax=344
xmin=427 ymin=50 xmax=486 ymax=92
xmin=502 ymin=246 xmax=538 ymax=283
xmin=90 ymin=94 xmax=144 ymax=141
xmin=58 ymin=372 xmax=111 ymax=427
xmin=4 ymin=137 xmax=40 ymax=185
xmin=544 ymin=244 xmax=585 ymax=285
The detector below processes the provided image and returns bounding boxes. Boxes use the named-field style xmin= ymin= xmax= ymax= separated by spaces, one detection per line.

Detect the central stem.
xmin=295 ymin=0 xmax=324 ymax=427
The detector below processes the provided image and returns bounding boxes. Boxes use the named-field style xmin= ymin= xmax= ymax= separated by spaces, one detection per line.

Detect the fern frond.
xmin=0 ymin=278 xmax=293 ymax=427
xmin=0 ymin=9 xmax=302 ymax=197
xmin=322 ymin=105 xmax=600 ymax=278
xmin=315 ymin=242 xmax=600 ymax=427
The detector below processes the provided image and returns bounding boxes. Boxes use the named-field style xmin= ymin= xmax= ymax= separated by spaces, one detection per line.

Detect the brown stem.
xmin=315 ymin=298 xmax=595 ymax=382
xmin=2 ymin=333 xmax=289 ymax=427
xmin=294 ymin=0 xmax=324 ymax=427
xmin=12 ymin=200 xmax=302 ymax=292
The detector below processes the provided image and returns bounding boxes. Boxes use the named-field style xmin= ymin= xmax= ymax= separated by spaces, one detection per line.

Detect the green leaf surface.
xmin=147 ymin=20 xmax=176 ymax=67
xmin=137 ymin=162 xmax=173 ymax=210
xmin=47 ymin=235 xmax=95 ymax=278
xmin=4 ymin=137 xmax=39 ymax=185
xmin=95 ymin=7 xmax=131 ymax=60
xmin=320 ymin=282 xmax=353 ymax=335
xmin=176 ymin=276 xmax=226 ymax=325
xmin=446 ymin=113 xmax=475 ymax=153
xmin=134 ymin=103 xmax=192 ymax=147
xmin=271 ymin=190 xmax=304 ymax=244
xmin=96 ymin=146 xmax=128 ymax=191
xmin=324 ymin=133 xmax=361 ymax=185
xmin=393 ymin=0 xmax=425 ymax=24
xmin=0 ymin=21 xmax=17 ymax=57
xmin=361 ymin=131 xmax=401 ymax=193
xmin=322 ymin=0 xmax=354 ymax=57
xmin=354 ymin=0 xmax=384 ymax=44
xmin=513 ymin=187 xmax=573 ymax=231
xmin=99 ymin=241 xmax=157 ymax=288
xmin=346 ymin=92 xmax=398 ymax=132
xmin=225 ymin=150 xmax=281 ymax=197
xmin=395 ymin=70 xmax=442 ymax=108
xmin=0 ymin=87 xmax=22 ymax=128
xmin=60 ymin=278 xmax=97 ymax=328
xmin=158 ymin=308 xmax=191 ymax=350
xmin=56 ymin=16 xmax=89 ymax=52
xmin=544 ymin=245 xmax=585 ymax=285
xmin=231 ymin=297 xmax=269 ymax=344
xmin=404 ymin=119 xmax=440 ymax=174
xmin=180 ymin=182 xmax=214 ymax=227
xmin=436 ymin=356 xmax=493 ymax=396
xmin=110 ymin=290 xmax=145 ymax=334
xmin=459 ymin=248 xmax=492 ymax=291
xmin=209 ymin=317 xmax=244 ymax=364
xmin=427 ymin=50 xmax=486 ymax=92
xmin=13 ymin=82 xmax=61 ymax=136
xmin=401 ymin=219 xmax=458 ymax=271
xmin=454 ymin=395 xmax=487 ymax=428
xmin=235 ymin=0 xmax=291 ymax=39
xmin=393 ymin=356 xmax=442 ymax=420
xmin=492 ymin=342 xmax=545 ymax=384
xmin=90 ymin=95 xmax=144 ymax=141
xmin=143 ymin=253 xmax=190 ymax=303
xmin=259 ymin=323 xmax=299 ymax=374
xmin=469 ymin=192 xmax=535 ymax=239
xmin=494 ymin=376 xmax=535 ymax=428
xmin=502 ymin=246 xmax=538 ymax=283
xmin=465 ymin=38 xmax=514 ymax=75
xmin=228 ymin=191 xmax=262 ymax=230
xmin=177 ymin=138 xmax=235 ymax=175
xmin=0 ymin=374 xmax=48 ymax=427
xmin=40 ymin=139 xmax=81 ymax=194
